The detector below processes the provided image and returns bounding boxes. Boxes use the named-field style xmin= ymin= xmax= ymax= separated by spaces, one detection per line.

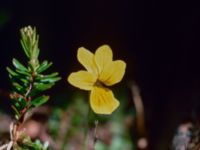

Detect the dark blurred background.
xmin=1 ymin=0 xmax=200 ymax=149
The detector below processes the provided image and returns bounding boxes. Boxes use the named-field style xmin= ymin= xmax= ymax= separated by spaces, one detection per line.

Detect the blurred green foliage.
xmin=47 ymin=89 xmax=135 ymax=150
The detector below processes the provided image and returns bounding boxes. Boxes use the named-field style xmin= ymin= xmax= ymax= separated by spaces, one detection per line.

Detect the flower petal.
xmin=68 ymin=71 xmax=97 ymax=90
xmin=90 ymin=86 xmax=120 ymax=114
xmin=95 ymin=45 xmax=113 ymax=74
xmin=77 ymin=47 xmax=98 ymax=74
xmin=99 ymin=60 xmax=126 ymax=86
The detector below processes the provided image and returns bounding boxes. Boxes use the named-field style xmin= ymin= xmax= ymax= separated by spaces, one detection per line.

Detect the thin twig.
xmin=0 ymin=123 xmax=15 ymax=150
xmin=0 ymin=74 xmax=35 ymax=149
xmin=94 ymin=120 xmax=99 ymax=145
xmin=0 ymin=143 xmax=9 ymax=150
xmin=130 ymin=83 xmax=145 ymax=135
xmin=6 ymin=142 xmax=13 ymax=150
xmin=129 ymin=82 xmax=148 ymax=149
xmin=18 ymin=76 xmax=34 ymax=123
xmin=25 ymin=83 xmax=32 ymax=98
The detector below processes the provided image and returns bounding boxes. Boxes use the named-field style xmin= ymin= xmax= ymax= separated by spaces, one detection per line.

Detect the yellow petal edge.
xmin=90 ymin=86 xmax=120 ymax=114
xmin=99 ymin=60 xmax=126 ymax=86
xmin=77 ymin=47 xmax=98 ymax=75
xmin=94 ymin=45 xmax=113 ymax=74
xmin=68 ymin=71 xmax=97 ymax=91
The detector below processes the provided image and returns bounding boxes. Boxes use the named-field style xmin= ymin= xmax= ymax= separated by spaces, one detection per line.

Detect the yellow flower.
xmin=68 ymin=45 xmax=126 ymax=114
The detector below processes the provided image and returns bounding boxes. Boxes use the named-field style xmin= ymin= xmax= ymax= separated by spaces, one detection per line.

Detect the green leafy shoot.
xmin=7 ymin=26 xmax=61 ymax=122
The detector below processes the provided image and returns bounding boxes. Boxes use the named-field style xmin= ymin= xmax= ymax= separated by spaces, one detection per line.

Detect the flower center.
xmin=95 ymin=80 xmax=102 ymax=87
xmin=94 ymin=80 xmax=107 ymax=88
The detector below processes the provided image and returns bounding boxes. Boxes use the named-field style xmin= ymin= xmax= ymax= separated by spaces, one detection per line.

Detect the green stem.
xmin=93 ymin=120 xmax=99 ymax=150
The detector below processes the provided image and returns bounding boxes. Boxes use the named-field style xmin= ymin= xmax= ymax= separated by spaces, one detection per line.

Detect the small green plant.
xmin=0 ymin=26 xmax=61 ymax=150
